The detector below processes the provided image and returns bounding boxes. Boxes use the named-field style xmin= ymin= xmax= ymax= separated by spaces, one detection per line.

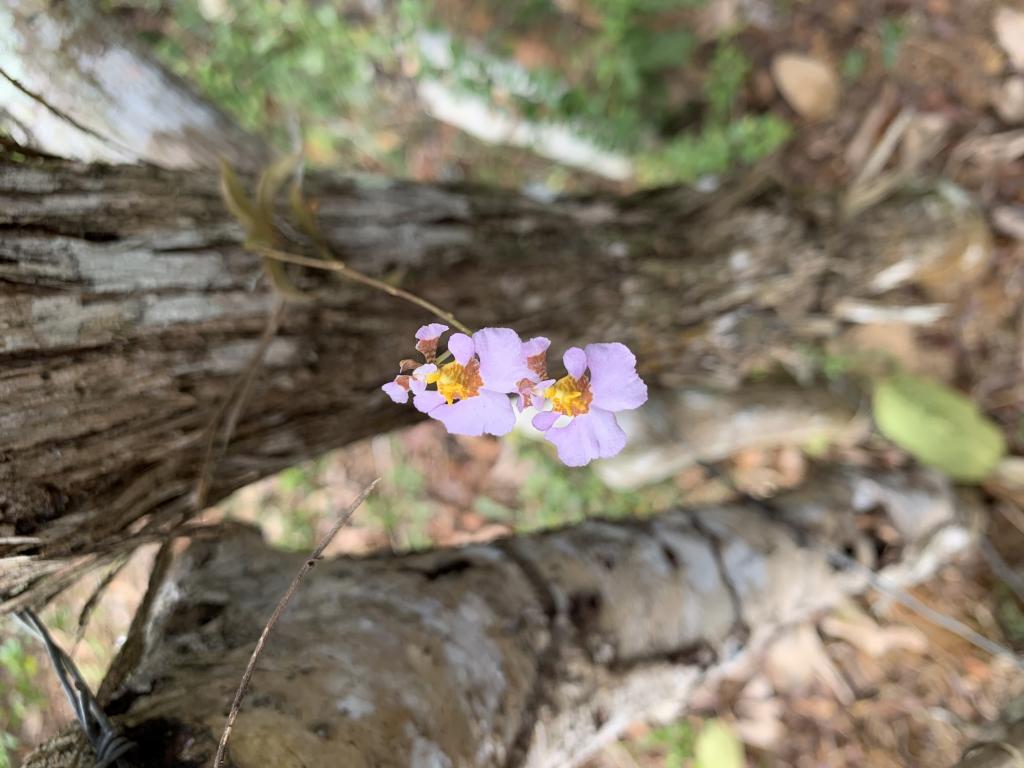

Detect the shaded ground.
xmin=5 ymin=0 xmax=1024 ymax=765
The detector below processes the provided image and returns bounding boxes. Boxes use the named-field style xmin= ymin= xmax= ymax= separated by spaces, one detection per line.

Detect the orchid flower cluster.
xmin=382 ymin=324 xmax=647 ymax=467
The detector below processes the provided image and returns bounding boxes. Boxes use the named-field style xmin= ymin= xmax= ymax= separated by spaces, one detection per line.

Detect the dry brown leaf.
xmin=821 ymin=603 xmax=928 ymax=658
xmin=993 ymin=205 xmax=1024 ymax=239
xmin=995 ymin=76 xmax=1024 ymax=123
xmin=765 ymin=624 xmax=855 ymax=704
xmin=995 ymin=6 xmax=1024 ymax=71
xmin=771 ymin=52 xmax=840 ymax=121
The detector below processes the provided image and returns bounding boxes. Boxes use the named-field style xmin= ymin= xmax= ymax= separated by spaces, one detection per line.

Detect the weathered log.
xmin=0 ymin=0 xmax=268 ymax=169
xmin=0 ymin=152 xmax=991 ymax=609
xmin=20 ymin=464 xmax=976 ymax=767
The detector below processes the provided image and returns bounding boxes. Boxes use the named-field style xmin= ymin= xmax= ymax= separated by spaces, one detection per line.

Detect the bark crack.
xmin=0 ymin=67 xmax=129 ymax=154
xmin=685 ymin=513 xmax=751 ymax=644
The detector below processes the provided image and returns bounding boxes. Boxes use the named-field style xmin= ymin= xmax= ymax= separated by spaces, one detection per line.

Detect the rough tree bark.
xmin=21 ymin=464 xmax=976 ymax=768
xmin=0 ymin=153 xmax=992 ymax=610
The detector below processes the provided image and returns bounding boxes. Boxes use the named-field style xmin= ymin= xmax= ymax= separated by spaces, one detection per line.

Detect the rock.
xmin=995 ymin=6 xmax=1024 ymax=71
xmin=771 ymin=52 xmax=840 ymax=121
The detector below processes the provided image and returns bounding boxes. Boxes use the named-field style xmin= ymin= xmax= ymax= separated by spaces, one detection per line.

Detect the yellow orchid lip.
xmin=545 ymin=375 xmax=592 ymax=416
xmin=429 ymin=360 xmax=483 ymax=405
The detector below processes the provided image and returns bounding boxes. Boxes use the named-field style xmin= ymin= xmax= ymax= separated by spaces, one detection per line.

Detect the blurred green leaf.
xmin=842 ymin=48 xmax=867 ymax=81
xmin=879 ymin=17 xmax=906 ymax=71
xmin=645 ymin=720 xmax=697 ymax=768
xmin=706 ymin=41 xmax=750 ymax=124
xmin=694 ymin=719 xmax=745 ymax=768
xmin=873 ymin=374 xmax=1006 ymax=482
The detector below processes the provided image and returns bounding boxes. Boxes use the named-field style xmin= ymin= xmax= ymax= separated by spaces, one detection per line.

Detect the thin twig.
xmin=213 ymin=478 xmax=380 ymax=768
xmin=72 ymin=555 xmax=131 ymax=656
xmin=195 ymin=300 xmax=286 ymax=509
xmin=256 ymin=246 xmax=472 ymax=335
xmin=828 ymin=550 xmax=1024 ymax=669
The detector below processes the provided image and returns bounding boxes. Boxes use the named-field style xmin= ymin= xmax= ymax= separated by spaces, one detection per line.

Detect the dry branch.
xmin=23 ymin=464 xmax=978 ymax=767
xmin=214 ymin=479 xmax=378 ymax=767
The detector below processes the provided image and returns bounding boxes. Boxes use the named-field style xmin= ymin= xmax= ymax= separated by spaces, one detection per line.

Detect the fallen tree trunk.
xmin=0 ymin=152 xmax=991 ymax=610
xmin=21 ymin=464 xmax=976 ymax=768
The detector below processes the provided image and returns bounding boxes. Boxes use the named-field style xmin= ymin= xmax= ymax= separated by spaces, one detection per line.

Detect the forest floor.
xmin=6 ymin=0 xmax=1024 ymax=766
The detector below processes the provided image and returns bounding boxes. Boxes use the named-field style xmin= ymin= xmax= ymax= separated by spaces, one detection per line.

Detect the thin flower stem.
xmin=256 ymin=246 xmax=473 ymax=335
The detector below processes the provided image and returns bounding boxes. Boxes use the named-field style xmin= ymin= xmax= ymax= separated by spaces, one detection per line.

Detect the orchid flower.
xmin=384 ymin=325 xmax=646 ymax=466
xmin=383 ymin=324 xmax=541 ymax=437
xmin=530 ymin=343 xmax=648 ymax=467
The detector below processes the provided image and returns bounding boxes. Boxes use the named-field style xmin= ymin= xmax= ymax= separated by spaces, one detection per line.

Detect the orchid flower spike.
xmin=531 ymin=343 xmax=648 ymax=467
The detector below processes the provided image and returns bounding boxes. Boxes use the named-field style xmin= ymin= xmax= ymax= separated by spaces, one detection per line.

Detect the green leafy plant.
xmin=0 ymin=634 xmax=45 ymax=767
xmin=645 ymin=720 xmax=698 ymax=768
xmin=643 ymin=718 xmax=745 ymax=768
xmin=364 ymin=442 xmax=435 ymax=549
xmin=638 ymin=114 xmax=790 ymax=184
xmin=135 ymin=0 xmax=410 ymax=165
xmin=842 ymin=48 xmax=867 ymax=82
xmin=429 ymin=3 xmax=787 ymax=183
xmin=475 ymin=437 xmax=672 ymax=532
xmin=879 ymin=17 xmax=906 ymax=71
xmin=636 ymin=40 xmax=789 ymax=183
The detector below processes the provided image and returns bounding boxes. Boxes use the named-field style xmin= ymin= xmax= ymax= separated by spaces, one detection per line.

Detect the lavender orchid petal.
xmin=447 ymin=333 xmax=475 ymax=365
xmin=563 ymin=347 xmax=587 ymax=380
xmin=474 ymin=327 xmax=531 ymax=393
xmin=382 ymin=381 xmax=410 ymax=404
xmin=543 ymin=407 xmax=626 ymax=467
xmin=415 ymin=323 xmax=449 ymax=341
xmin=433 ymin=390 xmax=516 ymax=437
xmin=413 ymin=390 xmax=446 ymax=414
xmin=532 ymin=410 xmax=560 ymax=431
xmin=584 ymin=342 xmax=648 ymax=411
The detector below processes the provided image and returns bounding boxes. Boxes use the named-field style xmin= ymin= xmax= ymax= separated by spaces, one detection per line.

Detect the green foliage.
xmin=638 ymin=114 xmax=790 ymax=184
xmin=250 ymin=459 xmax=323 ymax=551
xmin=635 ymin=40 xmax=789 ymax=183
xmin=694 ymin=719 xmax=745 ymax=768
xmin=364 ymin=441 xmax=435 ymax=549
xmin=0 ymin=734 xmax=15 ymax=768
xmin=433 ymin=3 xmax=787 ymax=182
xmin=705 ymin=41 xmax=750 ymax=124
xmin=475 ymin=437 xmax=673 ymax=532
xmin=645 ymin=720 xmax=698 ymax=768
xmin=879 ymin=17 xmax=906 ymax=71
xmin=842 ymin=48 xmax=867 ymax=82
xmin=143 ymin=0 xmax=404 ymax=161
xmin=0 ymin=634 xmax=45 ymax=766
xmin=111 ymin=0 xmax=787 ymax=182
xmin=873 ymin=374 xmax=1006 ymax=482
